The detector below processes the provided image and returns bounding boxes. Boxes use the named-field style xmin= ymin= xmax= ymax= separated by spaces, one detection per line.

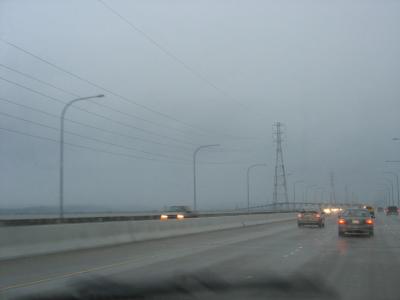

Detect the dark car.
xmin=297 ymin=210 xmax=325 ymax=228
xmin=338 ymin=208 xmax=374 ymax=237
xmin=160 ymin=205 xmax=198 ymax=220
xmin=386 ymin=206 xmax=399 ymax=216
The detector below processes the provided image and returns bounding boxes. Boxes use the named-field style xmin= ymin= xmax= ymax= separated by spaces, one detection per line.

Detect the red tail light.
xmin=365 ymin=219 xmax=373 ymax=225
xmin=315 ymin=214 xmax=321 ymax=218
xmin=338 ymin=218 xmax=346 ymax=224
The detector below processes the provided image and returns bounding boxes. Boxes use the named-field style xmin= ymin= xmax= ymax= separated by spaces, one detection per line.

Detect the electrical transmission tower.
xmin=273 ymin=122 xmax=289 ymax=204
xmin=330 ymin=172 xmax=337 ymax=204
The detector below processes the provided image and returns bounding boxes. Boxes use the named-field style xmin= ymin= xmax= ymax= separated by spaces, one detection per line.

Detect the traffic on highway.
xmin=1 ymin=210 xmax=400 ymax=299
xmin=1 ymin=0 xmax=400 ymax=299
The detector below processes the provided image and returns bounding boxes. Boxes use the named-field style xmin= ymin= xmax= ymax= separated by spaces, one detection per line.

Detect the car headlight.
xmin=160 ymin=214 xmax=168 ymax=220
xmin=177 ymin=214 xmax=185 ymax=220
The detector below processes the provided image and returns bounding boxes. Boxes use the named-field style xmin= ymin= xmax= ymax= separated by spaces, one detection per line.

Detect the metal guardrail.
xmin=0 ymin=210 xmax=296 ymax=227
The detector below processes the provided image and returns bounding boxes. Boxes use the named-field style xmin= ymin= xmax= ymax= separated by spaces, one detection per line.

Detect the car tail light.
xmin=365 ymin=219 xmax=373 ymax=225
xmin=315 ymin=214 xmax=320 ymax=218
xmin=338 ymin=218 xmax=346 ymax=224
xmin=297 ymin=213 xmax=303 ymax=218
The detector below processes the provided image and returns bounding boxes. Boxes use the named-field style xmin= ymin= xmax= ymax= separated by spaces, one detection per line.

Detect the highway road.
xmin=1 ymin=212 xmax=400 ymax=299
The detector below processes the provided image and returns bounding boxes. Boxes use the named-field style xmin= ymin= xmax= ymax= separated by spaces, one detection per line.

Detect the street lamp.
xmin=246 ymin=163 xmax=267 ymax=212
xmin=193 ymin=144 xmax=220 ymax=211
xmin=59 ymin=94 xmax=105 ymax=219
xmin=384 ymin=171 xmax=400 ymax=207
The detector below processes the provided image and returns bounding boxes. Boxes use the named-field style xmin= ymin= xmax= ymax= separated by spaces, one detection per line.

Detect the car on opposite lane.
xmin=297 ymin=210 xmax=325 ymax=228
xmin=338 ymin=208 xmax=374 ymax=237
xmin=160 ymin=205 xmax=198 ymax=220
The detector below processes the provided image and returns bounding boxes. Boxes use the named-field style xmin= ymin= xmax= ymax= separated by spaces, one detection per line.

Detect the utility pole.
xmin=272 ymin=122 xmax=289 ymax=206
xmin=193 ymin=144 xmax=219 ymax=211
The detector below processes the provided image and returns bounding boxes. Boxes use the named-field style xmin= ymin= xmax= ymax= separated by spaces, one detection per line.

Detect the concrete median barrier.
xmin=0 ymin=213 xmax=295 ymax=260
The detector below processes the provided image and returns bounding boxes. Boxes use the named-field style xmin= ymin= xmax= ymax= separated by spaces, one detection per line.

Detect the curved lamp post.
xmin=59 ymin=94 xmax=105 ymax=219
xmin=193 ymin=144 xmax=219 ymax=211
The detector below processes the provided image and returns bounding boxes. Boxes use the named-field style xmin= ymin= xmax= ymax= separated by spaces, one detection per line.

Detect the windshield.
xmin=342 ymin=210 xmax=370 ymax=218
xmin=167 ymin=206 xmax=189 ymax=212
xmin=1 ymin=1 xmax=399 ymax=299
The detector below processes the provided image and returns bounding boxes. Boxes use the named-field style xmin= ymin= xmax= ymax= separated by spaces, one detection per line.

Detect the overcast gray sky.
xmin=0 ymin=0 xmax=399 ymax=211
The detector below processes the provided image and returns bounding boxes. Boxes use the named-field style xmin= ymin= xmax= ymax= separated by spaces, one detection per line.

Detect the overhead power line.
xmin=0 ymin=125 xmax=245 ymax=166
xmin=0 ymin=111 xmax=192 ymax=162
xmin=0 ymin=75 xmax=199 ymax=146
xmin=0 ymin=38 xmax=260 ymax=141
xmin=0 ymin=96 xmax=193 ymax=151
xmin=97 ymin=0 xmax=250 ymax=110
xmin=0 ymin=38 xmax=240 ymax=138
xmin=0 ymin=126 xmax=174 ymax=163
xmin=0 ymin=63 xmax=202 ymax=138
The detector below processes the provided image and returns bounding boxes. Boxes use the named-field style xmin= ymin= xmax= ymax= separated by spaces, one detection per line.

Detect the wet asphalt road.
xmin=1 ymin=212 xmax=400 ymax=299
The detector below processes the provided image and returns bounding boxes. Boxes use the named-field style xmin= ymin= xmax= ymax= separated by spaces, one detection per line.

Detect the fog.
xmin=0 ymin=0 xmax=399 ymax=211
